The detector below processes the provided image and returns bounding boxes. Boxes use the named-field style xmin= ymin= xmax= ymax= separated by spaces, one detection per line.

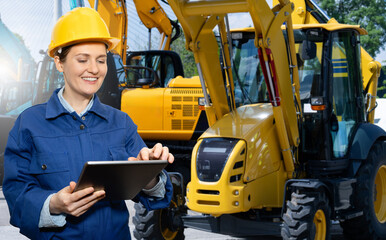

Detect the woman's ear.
xmin=54 ymin=56 xmax=64 ymax=72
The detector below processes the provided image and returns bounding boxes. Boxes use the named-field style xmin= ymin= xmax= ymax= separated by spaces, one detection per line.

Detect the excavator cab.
xmin=126 ymin=50 xmax=184 ymax=88
xmin=295 ymin=26 xmax=366 ymax=175
xmin=231 ymin=30 xmax=269 ymax=107
xmin=227 ymin=25 xmax=365 ymax=176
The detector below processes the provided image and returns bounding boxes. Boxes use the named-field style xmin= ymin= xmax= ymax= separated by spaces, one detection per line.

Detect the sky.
xmin=0 ymin=0 xmax=384 ymax=64
xmin=0 ymin=1 xmax=262 ymax=62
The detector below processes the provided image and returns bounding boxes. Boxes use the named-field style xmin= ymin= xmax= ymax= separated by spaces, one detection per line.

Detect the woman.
xmin=3 ymin=7 xmax=173 ymax=239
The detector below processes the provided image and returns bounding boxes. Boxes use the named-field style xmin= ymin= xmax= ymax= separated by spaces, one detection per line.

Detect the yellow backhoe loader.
xmin=163 ymin=0 xmax=386 ymax=239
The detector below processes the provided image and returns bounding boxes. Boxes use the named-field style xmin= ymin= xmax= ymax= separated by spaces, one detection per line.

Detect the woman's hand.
xmin=128 ymin=143 xmax=174 ymax=189
xmin=49 ymin=181 xmax=105 ymax=217
xmin=128 ymin=143 xmax=174 ymax=163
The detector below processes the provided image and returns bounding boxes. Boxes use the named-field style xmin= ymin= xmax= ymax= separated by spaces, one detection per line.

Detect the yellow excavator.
xmin=164 ymin=0 xmax=385 ymax=239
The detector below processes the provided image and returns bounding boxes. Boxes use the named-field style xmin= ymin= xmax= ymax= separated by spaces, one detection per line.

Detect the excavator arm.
xmin=168 ymin=0 xmax=301 ymax=176
xmin=87 ymin=0 xmax=128 ymax=64
xmin=133 ymin=0 xmax=173 ymax=50
xmin=87 ymin=0 xmax=177 ymax=63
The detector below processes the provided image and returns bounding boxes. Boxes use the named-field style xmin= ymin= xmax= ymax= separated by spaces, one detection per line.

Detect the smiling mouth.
xmin=82 ymin=77 xmax=98 ymax=82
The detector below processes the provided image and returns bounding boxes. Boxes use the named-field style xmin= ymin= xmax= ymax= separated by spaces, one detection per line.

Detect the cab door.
xmin=329 ymin=31 xmax=365 ymax=158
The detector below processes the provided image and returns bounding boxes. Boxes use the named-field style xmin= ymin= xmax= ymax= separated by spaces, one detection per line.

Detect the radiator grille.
xmin=172 ymin=119 xmax=181 ymax=130
xmin=183 ymin=96 xmax=193 ymax=102
xmin=172 ymin=104 xmax=182 ymax=110
xmin=169 ymin=88 xmax=202 ymax=130
xmin=172 ymin=96 xmax=182 ymax=101
xmin=171 ymin=89 xmax=203 ymax=95
xmin=183 ymin=120 xmax=195 ymax=130
xmin=183 ymin=105 xmax=193 ymax=117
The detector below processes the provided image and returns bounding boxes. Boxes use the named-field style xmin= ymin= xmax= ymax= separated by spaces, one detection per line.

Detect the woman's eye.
xmin=78 ymin=59 xmax=87 ymax=63
xmin=98 ymin=60 xmax=106 ymax=64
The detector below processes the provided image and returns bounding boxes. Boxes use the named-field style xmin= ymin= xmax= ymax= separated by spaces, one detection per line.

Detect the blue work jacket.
xmin=3 ymin=89 xmax=173 ymax=240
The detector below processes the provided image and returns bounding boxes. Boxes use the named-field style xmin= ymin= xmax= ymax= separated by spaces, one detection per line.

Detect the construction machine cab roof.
xmin=292 ymin=23 xmax=367 ymax=35
xmin=232 ymin=22 xmax=367 ymax=35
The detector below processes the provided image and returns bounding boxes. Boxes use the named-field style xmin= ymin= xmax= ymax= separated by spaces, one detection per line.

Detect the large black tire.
xmin=281 ymin=191 xmax=331 ymax=240
xmin=166 ymin=153 xmax=191 ymax=188
xmin=340 ymin=141 xmax=386 ymax=240
xmin=133 ymin=202 xmax=184 ymax=240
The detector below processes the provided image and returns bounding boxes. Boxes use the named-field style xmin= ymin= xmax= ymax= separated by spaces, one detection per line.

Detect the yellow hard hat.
xmin=47 ymin=7 xmax=120 ymax=58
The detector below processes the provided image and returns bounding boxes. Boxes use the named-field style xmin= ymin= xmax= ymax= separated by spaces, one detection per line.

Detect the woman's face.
xmin=54 ymin=42 xmax=107 ymax=101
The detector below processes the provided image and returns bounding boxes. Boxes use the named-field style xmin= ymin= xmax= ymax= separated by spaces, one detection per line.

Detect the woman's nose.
xmin=87 ymin=60 xmax=99 ymax=74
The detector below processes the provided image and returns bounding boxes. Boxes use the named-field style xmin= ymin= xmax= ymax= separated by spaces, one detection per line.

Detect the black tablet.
xmin=74 ymin=160 xmax=168 ymax=200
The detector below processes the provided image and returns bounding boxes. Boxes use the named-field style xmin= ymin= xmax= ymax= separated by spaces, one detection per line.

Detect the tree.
xmin=170 ymin=32 xmax=198 ymax=78
xmin=378 ymin=66 xmax=386 ymax=98
xmin=316 ymin=0 xmax=386 ymax=57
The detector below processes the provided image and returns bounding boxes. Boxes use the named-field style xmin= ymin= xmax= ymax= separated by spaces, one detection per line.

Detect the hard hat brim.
xmin=48 ymin=37 xmax=120 ymax=58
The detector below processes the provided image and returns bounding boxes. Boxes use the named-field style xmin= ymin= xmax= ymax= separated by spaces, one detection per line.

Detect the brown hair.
xmin=54 ymin=45 xmax=73 ymax=63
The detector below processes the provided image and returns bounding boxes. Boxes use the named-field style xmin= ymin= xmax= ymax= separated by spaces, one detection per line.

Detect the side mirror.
xmin=310 ymin=74 xmax=325 ymax=111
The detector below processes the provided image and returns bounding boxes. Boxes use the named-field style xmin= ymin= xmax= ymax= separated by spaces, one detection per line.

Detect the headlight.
xmin=196 ymin=138 xmax=239 ymax=182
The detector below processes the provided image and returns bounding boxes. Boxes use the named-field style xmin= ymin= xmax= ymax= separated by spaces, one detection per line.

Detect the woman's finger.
xmin=160 ymin=146 xmax=169 ymax=160
xmin=70 ymin=192 xmax=105 ymax=217
xmin=68 ymin=190 xmax=105 ymax=216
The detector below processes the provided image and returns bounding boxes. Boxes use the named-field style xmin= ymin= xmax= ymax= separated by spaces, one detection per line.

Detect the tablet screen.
xmin=74 ymin=160 xmax=168 ymax=200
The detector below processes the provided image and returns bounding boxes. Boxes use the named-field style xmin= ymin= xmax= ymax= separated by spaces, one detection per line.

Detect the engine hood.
xmin=201 ymin=103 xmax=274 ymax=141
xmin=199 ymin=103 xmax=282 ymax=182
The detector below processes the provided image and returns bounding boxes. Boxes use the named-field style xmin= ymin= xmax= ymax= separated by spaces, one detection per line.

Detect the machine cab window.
xmin=329 ymin=31 xmax=364 ymax=158
xmin=126 ymin=50 xmax=184 ymax=88
xmin=231 ymin=31 xmax=268 ymax=107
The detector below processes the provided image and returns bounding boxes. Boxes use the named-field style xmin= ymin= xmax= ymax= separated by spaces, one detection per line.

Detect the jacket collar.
xmin=46 ymin=88 xmax=109 ymax=121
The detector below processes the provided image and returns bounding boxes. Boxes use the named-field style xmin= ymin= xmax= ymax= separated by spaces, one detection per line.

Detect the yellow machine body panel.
xmin=168 ymin=76 xmax=201 ymax=88
xmin=187 ymin=104 xmax=288 ymax=215
xmin=121 ymin=77 xmax=204 ymax=141
xmin=121 ymin=87 xmax=164 ymax=131
xmin=361 ymin=48 xmax=382 ymax=122
xmin=201 ymin=104 xmax=283 ymax=182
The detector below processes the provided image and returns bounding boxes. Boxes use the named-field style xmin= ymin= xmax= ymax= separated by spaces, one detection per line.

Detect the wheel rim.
xmin=160 ymin=201 xmax=178 ymax=240
xmin=313 ymin=209 xmax=326 ymax=240
xmin=374 ymin=165 xmax=386 ymax=223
